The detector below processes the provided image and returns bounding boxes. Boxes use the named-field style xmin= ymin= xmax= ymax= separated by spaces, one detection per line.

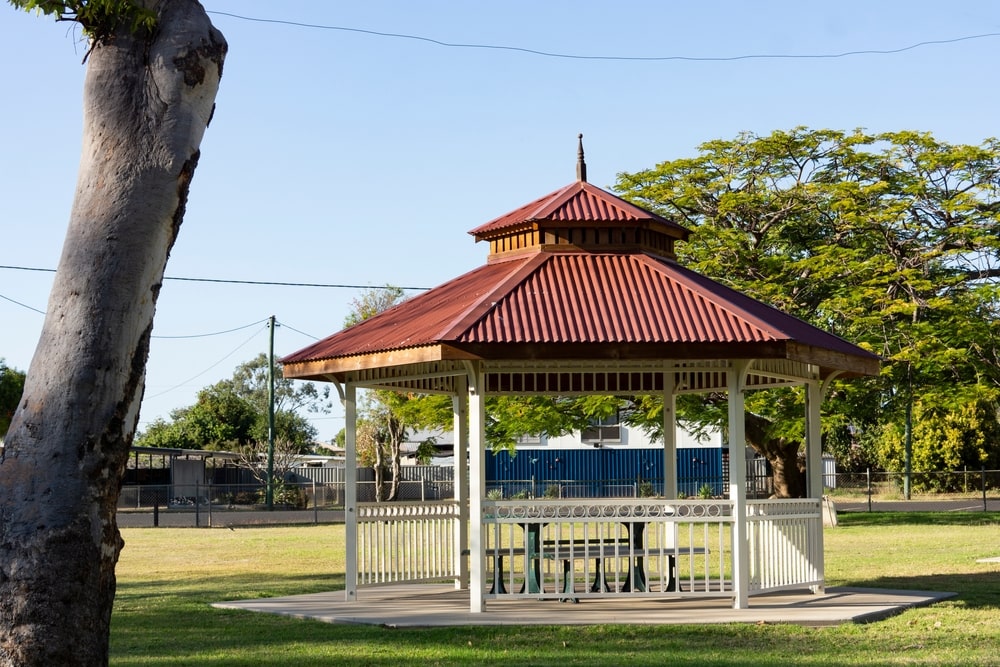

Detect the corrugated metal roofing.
xmin=468 ymin=180 xmax=689 ymax=240
xmin=485 ymin=448 xmax=725 ymax=498
xmin=281 ymin=250 xmax=872 ymax=363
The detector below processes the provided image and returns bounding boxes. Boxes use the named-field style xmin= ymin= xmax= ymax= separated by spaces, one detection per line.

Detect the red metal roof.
xmin=281 ymin=251 xmax=875 ymax=366
xmin=469 ymin=180 xmax=689 ymax=241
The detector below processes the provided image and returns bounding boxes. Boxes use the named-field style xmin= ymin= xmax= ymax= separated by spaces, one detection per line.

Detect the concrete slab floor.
xmin=213 ymin=584 xmax=955 ymax=628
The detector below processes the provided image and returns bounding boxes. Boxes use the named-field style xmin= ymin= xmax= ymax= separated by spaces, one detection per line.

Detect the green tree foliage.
xmin=344 ymin=285 xmax=405 ymax=328
xmin=0 ymin=359 xmax=26 ymax=437
xmin=135 ymin=354 xmax=330 ymax=452
xmin=616 ymin=128 xmax=1000 ymax=491
xmin=12 ymin=0 xmax=156 ymax=40
xmin=486 ymin=395 xmax=611 ymax=452
xmin=876 ymin=385 xmax=1000 ymax=490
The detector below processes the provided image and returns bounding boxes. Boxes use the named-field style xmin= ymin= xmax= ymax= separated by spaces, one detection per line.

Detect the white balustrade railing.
xmin=746 ymin=498 xmax=823 ymax=593
xmin=357 ymin=500 xmax=460 ymax=586
xmin=481 ymin=499 xmax=734 ymax=601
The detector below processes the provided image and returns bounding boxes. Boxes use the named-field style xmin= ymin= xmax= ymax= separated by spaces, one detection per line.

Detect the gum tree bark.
xmin=0 ymin=2 xmax=225 ymax=665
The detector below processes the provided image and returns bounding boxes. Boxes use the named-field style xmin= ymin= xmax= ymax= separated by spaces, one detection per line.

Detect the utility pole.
xmin=266 ymin=315 xmax=276 ymax=509
xmin=903 ymin=363 xmax=912 ymax=501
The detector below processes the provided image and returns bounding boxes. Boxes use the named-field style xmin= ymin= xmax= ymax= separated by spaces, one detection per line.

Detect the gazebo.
xmin=282 ymin=139 xmax=879 ymax=613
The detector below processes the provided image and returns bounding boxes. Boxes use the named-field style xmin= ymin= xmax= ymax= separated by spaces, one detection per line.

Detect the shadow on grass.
xmin=115 ymin=570 xmax=346 ymax=604
xmin=836 ymin=511 xmax=1000 ymax=527
xmin=834 ymin=571 xmax=999 ymax=609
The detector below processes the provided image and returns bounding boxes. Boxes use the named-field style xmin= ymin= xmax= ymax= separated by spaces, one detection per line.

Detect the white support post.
xmin=453 ymin=377 xmax=470 ymax=590
xmin=806 ymin=378 xmax=825 ymax=594
xmin=806 ymin=379 xmax=824 ymax=499
xmin=662 ymin=370 xmax=677 ymax=499
xmin=467 ymin=363 xmax=486 ymax=613
xmin=728 ymin=361 xmax=750 ymax=609
xmin=344 ymin=383 xmax=358 ymax=602
xmin=663 ymin=370 xmax=678 ymax=549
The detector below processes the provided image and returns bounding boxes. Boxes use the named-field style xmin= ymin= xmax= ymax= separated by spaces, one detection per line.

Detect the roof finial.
xmin=576 ymin=133 xmax=588 ymax=183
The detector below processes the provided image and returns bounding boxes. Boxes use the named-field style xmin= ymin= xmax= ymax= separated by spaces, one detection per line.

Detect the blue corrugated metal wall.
xmin=486 ymin=448 xmax=724 ymax=497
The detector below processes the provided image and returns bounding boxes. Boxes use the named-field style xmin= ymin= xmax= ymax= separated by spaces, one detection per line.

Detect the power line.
xmin=208 ymin=10 xmax=1000 ymax=62
xmin=153 ymin=319 xmax=269 ymax=340
xmin=0 ymin=264 xmax=430 ymax=291
xmin=0 ymin=290 xmax=276 ymax=341
xmin=144 ymin=323 xmax=269 ymax=399
xmin=0 ymin=292 xmax=45 ymax=315
xmin=276 ymin=320 xmax=321 ymax=341
xmin=166 ymin=274 xmax=430 ymax=291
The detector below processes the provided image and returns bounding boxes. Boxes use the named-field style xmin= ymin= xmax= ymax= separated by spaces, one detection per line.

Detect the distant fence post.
xmin=207 ymin=482 xmax=212 ymax=528
xmin=195 ymin=480 xmax=201 ymax=528
xmin=313 ymin=479 xmax=319 ymax=524
xmin=983 ymin=466 xmax=988 ymax=512
xmin=866 ymin=467 xmax=872 ymax=513
xmin=153 ymin=500 xmax=159 ymax=527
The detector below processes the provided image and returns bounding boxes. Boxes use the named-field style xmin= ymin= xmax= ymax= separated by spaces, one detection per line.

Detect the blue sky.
xmin=2 ymin=1 xmax=998 ymax=443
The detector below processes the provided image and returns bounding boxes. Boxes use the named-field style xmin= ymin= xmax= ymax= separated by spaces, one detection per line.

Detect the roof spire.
xmin=576 ymin=133 xmax=587 ymax=183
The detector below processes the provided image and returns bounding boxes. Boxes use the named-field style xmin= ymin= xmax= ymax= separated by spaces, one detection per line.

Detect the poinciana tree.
xmin=0 ymin=2 xmax=225 ymax=665
xmin=615 ymin=127 xmax=1000 ymax=495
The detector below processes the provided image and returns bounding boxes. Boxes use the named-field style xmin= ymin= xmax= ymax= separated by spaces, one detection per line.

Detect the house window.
xmin=581 ymin=412 xmax=621 ymax=445
xmin=517 ymin=434 xmax=543 ymax=445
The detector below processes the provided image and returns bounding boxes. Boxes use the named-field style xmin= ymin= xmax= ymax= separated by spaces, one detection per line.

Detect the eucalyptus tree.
xmin=344 ymin=287 xmax=607 ymax=499
xmin=344 ymin=287 xmax=451 ymax=500
xmin=616 ymin=128 xmax=1000 ymax=494
xmin=0 ymin=2 xmax=225 ymax=664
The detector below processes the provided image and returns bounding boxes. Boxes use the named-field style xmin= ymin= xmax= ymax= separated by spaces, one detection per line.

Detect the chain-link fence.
xmin=116 ymin=481 xmax=345 ymax=528
xmin=827 ymin=468 xmax=1000 ymax=512
xmin=115 ymin=478 xmax=461 ymax=528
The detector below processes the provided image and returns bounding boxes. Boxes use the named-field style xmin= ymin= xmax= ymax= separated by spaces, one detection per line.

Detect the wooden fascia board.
xmin=452 ymin=341 xmax=878 ymax=377
xmin=281 ymin=344 xmax=481 ymax=381
xmin=784 ymin=342 xmax=880 ymax=378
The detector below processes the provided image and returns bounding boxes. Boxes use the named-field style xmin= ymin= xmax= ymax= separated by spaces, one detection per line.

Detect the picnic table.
xmin=487 ymin=521 xmax=707 ymax=601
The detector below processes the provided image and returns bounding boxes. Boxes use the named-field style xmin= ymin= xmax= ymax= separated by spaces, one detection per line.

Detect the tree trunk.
xmin=373 ymin=446 xmax=386 ymax=503
xmin=0 ymin=4 xmax=225 ymax=665
xmin=744 ymin=413 xmax=807 ymax=498
xmin=386 ymin=418 xmax=406 ymax=502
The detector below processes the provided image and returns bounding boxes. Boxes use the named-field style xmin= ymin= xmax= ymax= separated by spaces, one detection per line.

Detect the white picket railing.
xmin=747 ymin=498 xmax=824 ymax=593
xmin=356 ymin=500 xmax=460 ymax=586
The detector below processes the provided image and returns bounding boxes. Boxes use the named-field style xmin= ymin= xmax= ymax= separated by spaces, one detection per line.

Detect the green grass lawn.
xmin=111 ymin=512 xmax=1000 ymax=666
